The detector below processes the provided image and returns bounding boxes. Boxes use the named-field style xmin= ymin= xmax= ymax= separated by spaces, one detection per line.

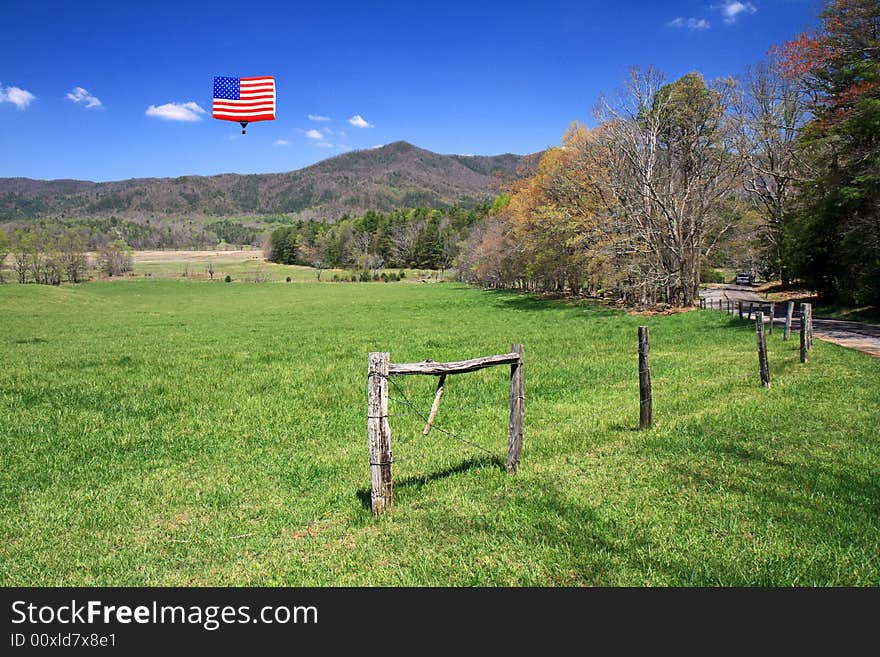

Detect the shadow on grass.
xmin=355 ymin=454 xmax=506 ymax=510
xmin=478 ymin=288 xmax=622 ymax=318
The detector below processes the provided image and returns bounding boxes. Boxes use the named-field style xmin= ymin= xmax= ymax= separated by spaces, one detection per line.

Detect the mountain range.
xmin=0 ymin=141 xmax=538 ymax=221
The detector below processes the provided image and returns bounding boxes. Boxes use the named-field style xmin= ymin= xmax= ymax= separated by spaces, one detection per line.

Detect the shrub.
xmin=286 ymin=276 xmax=292 ymax=283
xmin=224 ymin=275 xmax=232 ymax=283
xmin=373 ymin=272 xmax=380 ymax=281
xmin=700 ymin=264 xmax=724 ymax=284
xmin=350 ymin=273 xmax=358 ymax=282
xmin=359 ymin=270 xmax=371 ymax=282
xmin=398 ymin=270 xmax=406 ymax=279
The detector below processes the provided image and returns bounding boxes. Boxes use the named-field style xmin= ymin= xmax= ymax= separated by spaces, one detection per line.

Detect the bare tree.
xmin=388 ymin=220 xmax=423 ymax=267
xmin=97 ymin=239 xmax=134 ymax=277
xmin=26 ymin=231 xmax=47 ymax=285
xmin=595 ymin=67 xmax=742 ymax=305
xmin=298 ymin=237 xmax=328 ymax=280
xmin=732 ymin=56 xmax=812 ymax=285
xmin=59 ymin=229 xmax=89 ymax=283
xmin=207 ymin=260 xmax=216 ymax=280
xmin=356 ymin=252 xmax=384 ymax=271
xmin=41 ymin=235 xmax=62 ymax=286
xmin=0 ymin=227 xmax=9 ymax=284
xmin=11 ymin=230 xmax=33 ymax=284
xmin=353 ymin=230 xmax=372 ymax=255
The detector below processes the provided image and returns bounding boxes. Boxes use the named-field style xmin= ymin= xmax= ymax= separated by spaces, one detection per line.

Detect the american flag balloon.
xmin=212 ymin=76 xmax=276 ymax=134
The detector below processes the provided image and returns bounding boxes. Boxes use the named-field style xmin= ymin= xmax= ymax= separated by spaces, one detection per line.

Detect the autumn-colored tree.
xmin=458 ymin=124 xmax=612 ymax=294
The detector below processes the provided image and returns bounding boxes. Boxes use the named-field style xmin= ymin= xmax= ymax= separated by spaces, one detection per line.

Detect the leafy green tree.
xmin=780 ymin=0 xmax=880 ymax=303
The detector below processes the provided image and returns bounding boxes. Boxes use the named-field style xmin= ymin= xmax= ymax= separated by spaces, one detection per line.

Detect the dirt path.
xmin=700 ymin=284 xmax=880 ymax=359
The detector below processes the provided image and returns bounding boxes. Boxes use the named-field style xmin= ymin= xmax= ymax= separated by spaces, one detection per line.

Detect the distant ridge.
xmin=0 ymin=141 xmax=539 ymax=221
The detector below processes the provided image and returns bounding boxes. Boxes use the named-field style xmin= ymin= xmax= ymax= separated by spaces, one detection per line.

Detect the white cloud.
xmin=348 ymin=114 xmax=373 ymax=128
xmin=274 ymin=139 xmax=291 ymax=146
xmin=717 ymin=1 xmax=756 ymax=23
xmin=370 ymin=144 xmax=385 ymax=149
xmin=306 ymin=129 xmax=325 ymax=140
xmin=66 ymin=86 xmax=102 ymax=108
xmin=0 ymin=83 xmax=36 ymax=109
xmin=308 ymin=113 xmax=331 ymax=122
xmin=145 ymin=101 xmax=206 ymax=122
xmin=667 ymin=17 xmax=711 ymax=31
xmin=315 ymin=141 xmax=335 ymax=148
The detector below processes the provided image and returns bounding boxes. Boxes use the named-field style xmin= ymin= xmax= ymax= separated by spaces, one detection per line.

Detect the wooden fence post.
xmin=806 ymin=303 xmax=814 ymax=351
xmin=638 ymin=326 xmax=652 ymax=430
xmin=738 ymin=302 xmax=743 ymax=319
xmin=784 ymin=301 xmax=794 ymax=341
xmin=800 ymin=304 xmax=808 ymax=363
xmin=727 ymin=300 xmax=731 ymax=315
xmin=368 ymin=352 xmax=393 ymax=515
xmin=507 ymin=344 xmax=524 ymax=474
xmin=768 ymin=302 xmax=775 ymax=335
xmin=756 ymin=312 xmax=771 ymax=388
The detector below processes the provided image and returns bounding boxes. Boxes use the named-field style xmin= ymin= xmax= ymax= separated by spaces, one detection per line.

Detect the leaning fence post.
xmin=756 ymin=312 xmax=771 ymax=388
xmin=507 ymin=344 xmax=524 ymax=474
xmin=638 ymin=326 xmax=652 ymax=430
xmin=368 ymin=352 xmax=393 ymax=515
xmin=800 ymin=304 xmax=808 ymax=363
xmin=784 ymin=301 xmax=794 ymax=341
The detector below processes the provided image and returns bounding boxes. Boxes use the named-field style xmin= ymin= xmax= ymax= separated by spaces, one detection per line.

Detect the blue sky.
xmin=1 ymin=0 xmax=820 ymax=181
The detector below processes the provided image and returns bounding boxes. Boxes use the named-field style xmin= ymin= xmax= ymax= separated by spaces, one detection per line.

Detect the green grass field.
xmin=1 ymin=280 xmax=878 ymax=585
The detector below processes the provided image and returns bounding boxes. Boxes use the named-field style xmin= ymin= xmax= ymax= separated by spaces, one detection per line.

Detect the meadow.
xmin=129 ymin=249 xmax=431 ymax=283
xmin=1 ymin=279 xmax=878 ymax=585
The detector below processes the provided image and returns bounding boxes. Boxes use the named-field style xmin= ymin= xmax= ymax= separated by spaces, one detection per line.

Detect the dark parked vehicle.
xmin=735 ymin=272 xmax=752 ymax=286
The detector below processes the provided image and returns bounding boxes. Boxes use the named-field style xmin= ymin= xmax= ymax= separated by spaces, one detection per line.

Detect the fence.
xmin=367 ymin=346 xmax=524 ymax=516
xmin=366 ymin=301 xmax=816 ymax=516
xmin=699 ymin=296 xmax=814 ymax=385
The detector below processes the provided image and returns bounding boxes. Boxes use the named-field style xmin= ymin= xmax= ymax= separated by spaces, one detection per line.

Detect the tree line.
xmin=0 ymin=225 xmax=133 ymax=284
xmin=457 ymin=0 xmax=879 ymax=307
xmin=266 ymin=206 xmax=488 ymax=277
xmin=0 ymin=215 xmax=264 ymax=285
xmin=0 ymin=216 xmax=264 ymax=253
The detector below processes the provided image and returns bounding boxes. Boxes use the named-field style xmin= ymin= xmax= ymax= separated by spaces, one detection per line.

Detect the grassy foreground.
xmin=1 ymin=280 xmax=878 ymax=586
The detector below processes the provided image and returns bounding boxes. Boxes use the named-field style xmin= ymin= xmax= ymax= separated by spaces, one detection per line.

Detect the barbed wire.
xmin=374 ymin=369 xmax=598 ymax=468
xmin=385 ymin=376 xmax=498 ymax=458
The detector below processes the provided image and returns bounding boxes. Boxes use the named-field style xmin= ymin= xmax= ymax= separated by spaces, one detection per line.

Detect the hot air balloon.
xmin=212 ymin=76 xmax=276 ymax=134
